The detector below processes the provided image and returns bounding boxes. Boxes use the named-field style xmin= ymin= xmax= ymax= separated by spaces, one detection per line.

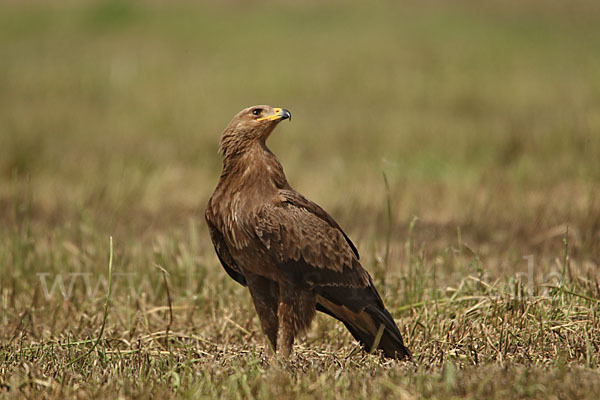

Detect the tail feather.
xmin=364 ymin=305 xmax=412 ymax=359
xmin=316 ymin=293 xmax=412 ymax=360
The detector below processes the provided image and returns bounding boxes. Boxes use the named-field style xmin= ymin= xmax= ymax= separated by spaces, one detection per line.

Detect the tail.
xmin=315 ymin=286 xmax=412 ymax=360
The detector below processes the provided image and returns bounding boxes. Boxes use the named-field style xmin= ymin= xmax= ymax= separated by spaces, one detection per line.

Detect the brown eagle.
xmin=205 ymin=105 xmax=411 ymax=359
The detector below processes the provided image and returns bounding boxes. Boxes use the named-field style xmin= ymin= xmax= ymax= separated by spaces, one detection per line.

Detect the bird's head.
xmin=219 ymin=105 xmax=291 ymax=156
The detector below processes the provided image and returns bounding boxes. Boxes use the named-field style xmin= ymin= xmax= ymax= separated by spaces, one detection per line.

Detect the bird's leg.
xmin=276 ymin=284 xmax=297 ymax=358
xmin=245 ymin=273 xmax=279 ymax=353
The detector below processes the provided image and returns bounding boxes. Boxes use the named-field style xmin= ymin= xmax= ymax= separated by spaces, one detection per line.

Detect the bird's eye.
xmin=252 ymin=109 xmax=262 ymax=116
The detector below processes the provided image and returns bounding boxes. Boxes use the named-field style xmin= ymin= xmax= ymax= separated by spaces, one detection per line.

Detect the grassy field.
xmin=1 ymin=0 xmax=600 ymax=398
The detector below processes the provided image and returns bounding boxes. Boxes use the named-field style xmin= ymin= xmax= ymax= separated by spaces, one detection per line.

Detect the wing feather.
xmin=279 ymin=190 xmax=359 ymax=259
xmin=253 ymin=195 xmax=369 ymax=289
xmin=206 ymin=215 xmax=247 ymax=287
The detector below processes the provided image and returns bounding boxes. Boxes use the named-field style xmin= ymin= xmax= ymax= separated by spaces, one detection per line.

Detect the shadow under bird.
xmin=205 ymin=105 xmax=411 ymax=360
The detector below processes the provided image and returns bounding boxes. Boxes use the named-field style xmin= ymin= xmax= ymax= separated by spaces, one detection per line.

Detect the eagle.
xmin=205 ymin=105 xmax=411 ymax=360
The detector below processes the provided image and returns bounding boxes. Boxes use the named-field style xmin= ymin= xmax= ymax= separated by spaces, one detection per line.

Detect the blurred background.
xmin=2 ymin=0 xmax=600 ymax=297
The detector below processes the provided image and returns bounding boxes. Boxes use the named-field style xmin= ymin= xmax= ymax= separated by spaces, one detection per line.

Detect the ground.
xmin=1 ymin=0 xmax=600 ymax=398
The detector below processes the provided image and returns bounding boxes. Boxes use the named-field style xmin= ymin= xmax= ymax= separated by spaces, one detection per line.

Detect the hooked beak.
xmin=257 ymin=107 xmax=291 ymax=122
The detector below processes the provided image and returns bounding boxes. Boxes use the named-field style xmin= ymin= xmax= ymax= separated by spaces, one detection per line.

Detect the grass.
xmin=1 ymin=0 xmax=600 ymax=398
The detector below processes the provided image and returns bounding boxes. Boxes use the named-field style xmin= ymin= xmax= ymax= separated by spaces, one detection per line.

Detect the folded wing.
xmin=253 ymin=191 xmax=411 ymax=359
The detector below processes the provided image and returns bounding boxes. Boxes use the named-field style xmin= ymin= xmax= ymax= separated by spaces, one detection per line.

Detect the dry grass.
xmin=1 ymin=0 xmax=600 ymax=398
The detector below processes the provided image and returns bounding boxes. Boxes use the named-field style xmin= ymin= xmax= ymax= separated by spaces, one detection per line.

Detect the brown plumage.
xmin=205 ymin=105 xmax=411 ymax=360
